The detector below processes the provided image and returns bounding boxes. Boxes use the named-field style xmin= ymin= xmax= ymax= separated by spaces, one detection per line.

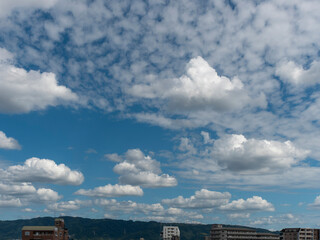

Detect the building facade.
xmin=22 ymin=218 xmax=69 ymax=240
xmin=210 ymin=224 xmax=279 ymax=240
xmin=161 ymin=226 xmax=180 ymax=240
xmin=280 ymin=228 xmax=320 ymax=240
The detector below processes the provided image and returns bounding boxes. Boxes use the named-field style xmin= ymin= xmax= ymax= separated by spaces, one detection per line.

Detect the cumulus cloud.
xmin=212 ymin=134 xmax=308 ymax=173
xmin=175 ymin=132 xmax=314 ymax=189
xmin=128 ymin=57 xmax=251 ymax=112
xmin=162 ymin=189 xmax=231 ymax=209
xmin=0 ymin=180 xmax=61 ymax=205
xmin=145 ymin=208 xmax=204 ymax=223
xmin=36 ymin=188 xmax=62 ymax=202
xmin=0 ymin=48 xmax=78 ymax=114
xmin=250 ymin=214 xmax=300 ymax=226
xmin=6 ymin=157 xmax=84 ymax=185
xmin=276 ymin=60 xmax=320 ymax=86
xmin=95 ymin=198 xmax=203 ymax=222
xmin=0 ymin=131 xmax=21 ymax=150
xmin=219 ymin=196 xmax=275 ymax=212
xmin=308 ymin=196 xmax=320 ymax=209
xmin=75 ymin=184 xmax=143 ymax=197
xmin=46 ymin=199 xmax=91 ymax=212
xmin=96 ymin=198 xmax=164 ymax=215
xmin=162 ymin=189 xmax=274 ymax=214
xmin=0 ymin=195 xmax=22 ymax=207
xmin=0 ymin=182 xmax=36 ymax=196
xmin=112 ymin=149 xmax=177 ymax=188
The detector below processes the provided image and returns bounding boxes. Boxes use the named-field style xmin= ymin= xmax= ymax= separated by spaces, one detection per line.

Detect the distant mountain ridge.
xmin=0 ymin=216 xmax=278 ymax=240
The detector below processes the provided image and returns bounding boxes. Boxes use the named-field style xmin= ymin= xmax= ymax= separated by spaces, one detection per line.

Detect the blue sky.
xmin=1 ymin=0 xmax=320 ymax=230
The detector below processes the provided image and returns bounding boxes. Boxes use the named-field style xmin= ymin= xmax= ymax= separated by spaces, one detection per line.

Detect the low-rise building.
xmin=22 ymin=218 xmax=69 ymax=240
xmin=210 ymin=224 xmax=279 ymax=240
xmin=280 ymin=228 xmax=320 ymax=240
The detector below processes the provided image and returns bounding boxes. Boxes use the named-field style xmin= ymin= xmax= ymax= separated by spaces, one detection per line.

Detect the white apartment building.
xmin=162 ymin=226 xmax=180 ymax=240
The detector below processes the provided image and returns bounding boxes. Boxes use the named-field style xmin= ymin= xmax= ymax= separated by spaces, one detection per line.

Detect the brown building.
xmin=314 ymin=229 xmax=320 ymax=240
xmin=22 ymin=218 xmax=69 ymax=240
xmin=210 ymin=224 xmax=280 ymax=240
xmin=280 ymin=228 xmax=320 ymax=240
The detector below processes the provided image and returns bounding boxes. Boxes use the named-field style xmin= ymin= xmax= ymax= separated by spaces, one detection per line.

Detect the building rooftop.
xmin=211 ymin=226 xmax=256 ymax=232
xmin=22 ymin=226 xmax=57 ymax=231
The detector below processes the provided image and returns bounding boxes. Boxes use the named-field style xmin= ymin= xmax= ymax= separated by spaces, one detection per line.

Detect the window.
xmin=25 ymin=231 xmax=30 ymax=236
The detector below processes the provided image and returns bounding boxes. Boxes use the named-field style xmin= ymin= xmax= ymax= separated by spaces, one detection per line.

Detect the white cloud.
xmin=0 ymin=182 xmax=36 ymax=195
xmin=128 ymin=56 xmax=252 ymax=113
xmin=219 ymin=196 xmax=275 ymax=212
xmin=0 ymin=195 xmax=22 ymax=207
xmin=0 ymin=180 xmax=61 ymax=205
xmin=95 ymin=198 xmax=203 ymax=222
xmin=22 ymin=208 xmax=35 ymax=212
xmin=0 ymin=48 xmax=78 ymax=114
xmin=0 ymin=0 xmax=58 ymax=18
xmin=96 ymin=199 xmax=164 ymax=215
xmin=91 ymin=208 xmax=98 ymax=213
xmin=7 ymin=157 xmax=84 ymax=185
xmin=75 ymin=184 xmax=143 ymax=197
xmin=175 ymin=133 xmax=316 ymax=189
xmin=104 ymin=153 xmax=122 ymax=162
xmin=201 ymin=131 xmax=212 ymax=144
xmin=113 ymin=149 xmax=177 ymax=188
xmin=308 ymin=196 xmax=320 ymax=209
xmin=162 ymin=189 xmax=230 ymax=209
xmin=228 ymin=213 xmax=250 ymax=219
xmin=180 ymin=166 xmax=320 ymax=189
xmin=36 ymin=188 xmax=62 ymax=202
xmin=250 ymin=214 xmax=300 ymax=226
xmin=0 ymin=131 xmax=21 ymax=150
xmin=132 ymin=113 xmax=199 ymax=130
xmin=211 ymin=134 xmax=308 ymax=173
xmin=46 ymin=199 xmax=91 ymax=212
xmin=163 ymin=189 xmax=274 ymax=216
xmin=276 ymin=60 xmax=320 ymax=86
xmin=115 ymin=170 xmax=177 ymax=188
xmin=1 ymin=1 xmax=320 ymax=154
xmin=178 ymin=137 xmax=196 ymax=154
xmin=1 ymin=0 xmax=320 ymax=224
